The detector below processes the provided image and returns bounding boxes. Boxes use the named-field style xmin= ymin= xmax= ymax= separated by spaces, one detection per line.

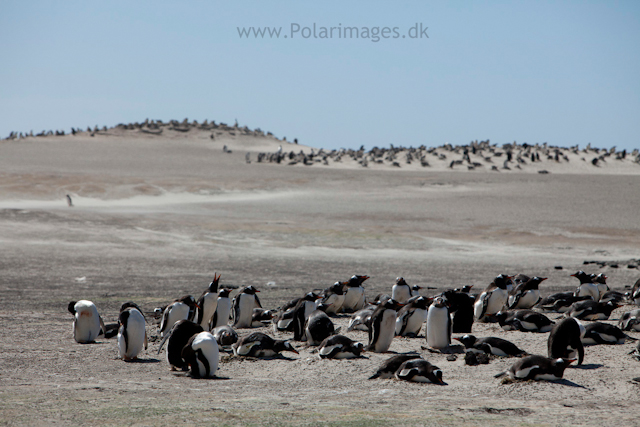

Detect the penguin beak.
xmin=255 ymin=290 xmax=260 ymax=293
xmin=570 ymin=273 xmax=577 ymax=277
xmin=452 ymin=337 xmax=462 ymax=342
xmin=540 ymin=277 xmax=548 ymax=282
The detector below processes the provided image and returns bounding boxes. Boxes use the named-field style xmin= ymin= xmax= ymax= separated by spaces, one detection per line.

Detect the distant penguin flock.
xmin=68 ymin=270 xmax=640 ymax=384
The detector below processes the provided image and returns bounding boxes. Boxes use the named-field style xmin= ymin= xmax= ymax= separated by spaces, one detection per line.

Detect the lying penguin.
xmin=495 ymin=355 xmax=574 ymax=381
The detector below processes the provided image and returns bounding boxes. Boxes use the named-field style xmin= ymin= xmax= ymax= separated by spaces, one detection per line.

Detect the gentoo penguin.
xmin=159 ymin=295 xmax=199 ymax=338
xmin=565 ymin=300 xmax=620 ymax=320
xmin=619 ymin=309 xmax=640 ymax=331
xmin=495 ymin=310 xmax=555 ymax=333
xmin=233 ymin=332 xmax=298 ymax=357
xmin=181 ymin=331 xmax=219 ymax=378
xmin=496 ymin=355 xmax=574 ymax=381
xmin=196 ymin=273 xmax=221 ymax=330
xmin=305 ymin=304 xmax=336 ymax=346
xmin=212 ymin=325 xmax=238 ymax=347
xmin=592 ymin=273 xmax=609 ymax=301
xmin=396 ymin=359 xmax=445 ymax=384
xmin=318 ymin=335 xmax=364 ymax=359
xmin=511 ymin=273 xmax=530 ymax=291
xmin=157 ymin=320 xmax=204 ymax=370
xmin=508 ymin=276 xmax=546 ymax=309
xmin=341 ymin=275 xmax=369 ymax=312
xmin=474 ymin=274 xmax=511 ymax=321
xmin=209 ymin=288 xmax=232 ymax=329
xmin=273 ymin=291 xmax=320 ymax=332
xmin=454 ymin=335 xmax=526 ymax=357
xmin=631 ymin=278 xmax=640 ymax=305
xmin=537 ymin=292 xmax=591 ymax=313
xmin=68 ymin=300 xmax=105 ymax=343
xmin=572 ymin=271 xmax=600 ymax=300
xmin=395 ymin=296 xmax=430 ymax=337
xmin=599 ymin=290 xmax=626 ymax=305
xmin=347 ymin=307 xmax=375 ymax=332
xmin=426 ymin=297 xmax=451 ymax=349
xmin=232 ymin=286 xmax=261 ymax=328
xmin=251 ymin=308 xmax=276 ymax=327
xmin=117 ymin=302 xmax=148 ymax=361
xmin=391 ymin=277 xmax=412 ymax=304
xmin=410 ymin=285 xmax=423 ymax=297
xmin=548 ymin=317 xmax=585 ymax=365
xmin=582 ymin=322 xmax=636 ymax=345
xmin=441 ymin=288 xmax=474 ymax=333
xmin=319 ymin=282 xmax=345 ymax=315
xmin=286 ymin=292 xmax=323 ymax=338
xmin=369 ymin=354 xmax=422 ymax=379
xmin=367 ymin=299 xmax=404 ymax=352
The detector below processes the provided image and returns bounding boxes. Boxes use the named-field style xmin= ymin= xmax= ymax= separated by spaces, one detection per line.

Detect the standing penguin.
xmin=592 ymin=273 xmax=609 ymax=301
xmin=410 ymin=285 xmax=423 ymax=298
xmin=274 ymin=291 xmax=320 ymax=332
xmin=426 ymin=297 xmax=451 ymax=349
xmin=548 ymin=317 xmax=585 ymax=365
xmin=117 ymin=302 xmax=148 ymax=361
xmin=159 ymin=295 xmax=199 ymax=338
xmin=367 ymin=299 xmax=404 ymax=353
xmin=508 ymin=276 xmax=546 ymax=309
xmin=341 ymin=275 xmax=369 ymax=312
xmin=474 ymin=274 xmax=511 ymax=321
xmin=209 ymin=288 xmax=232 ymax=329
xmin=572 ymin=271 xmax=600 ymax=300
xmin=181 ymin=331 xmax=219 ymax=378
xmin=395 ymin=296 xmax=430 ymax=337
xmin=305 ymin=304 xmax=336 ymax=346
xmin=320 ymin=282 xmax=345 ymax=315
xmin=442 ymin=288 xmax=474 ymax=333
xmin=68 ymin=300 xmax=105 ymax=343
xmin=196 ymin=273 xmax=221 ymax=330
xmin=232 ymin=286 xmax=262 ymax=328
xmin=391 ymin=277 xmax=412 ymax=304
xmin=631 ymin=278 xmax=640 ymax=305
xmin=157 ymin=319 xmax=204 ymax=370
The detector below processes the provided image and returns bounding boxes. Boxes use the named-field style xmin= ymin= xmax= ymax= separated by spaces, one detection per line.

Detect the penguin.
xmin=537 ymin=292 xmax=591 ymax=313
xmin=68 ymin=300 xmax=105 ymax=343
xmin=508 ymin=276 xmax=546 ymax=309
xmin=494 ymin=310 xmax=555 ymax=333
xmin=582 ymin=322 xmax=636 ymax=345
xmin=369 ymin=354 xmax=423 ymax=379
xmin=233 ymin=332 xmax=298 ymax=357
xmin=395 ymin=296 xmax=430 ymax=337
xmin=305 ymin=304 xmax=336 ymax=346
xmin=474 ymin=274 xmax=511 ymax=321
xmin=391 ymin=277 xmax=412 ymax=304
xmin=181 ymin=331 xmax=219 ymax=378
xmin=454 ymin=335 xmax=526 ymax=357
xmin=117 ymin=302 xmax=148 ymax=361
xmin=410 ymin=285 xmax=423 ymax=297
xmin=251 ymin=308 xmax=276 ymax=327
xmin=367 ymin=299 xmax=404 ymax=352
xmin=347 ymin=307 xmax=374 ymax=332
xmin=157 ymin=320 xmax=204 ymax=370
xmin=159 ymin=295 xmax=199 ymax=338
xmin=318 ymin=335 xmax=364 ymax=359
xmin=592 ymin=273 xmax=609 ymax=301
xmin=396 ymin=359 xmax=445 ymax=384
xmin=426 ymin=297 xmax=451 ymax=349
xmin=631 ymin=277 xmax=640 ymax=305
xmin=341 ymin=275 xmax=369 ymax=312
xmin=212 ymin=325 xmax=238 ymax=347
xmin=566 ymin=300 xmax=620 ymax=320
xmin=209 ymin=288 xmax=232 ymax=329
xmin=232 ymin=286 xmax=262 ymax=328
xmin=196 ymin=273 xmax=221 ymax=330
xmin=496 ymin=355 xmax=574 ymax=381
xmin=599 ymin=290 xmax=626 ymax=305
xmin=618 ymin=309 xmax=640 ymax=331
xmin=284 ymin=292 xmax=322 ymax=338
xmin=441 ymin=288 xmax=474 ymax=333
xmin=572 ymin=271 xmax=600 ymax=300
xmin=548 ymin=317 xmax=585 ymax=365
xmin=319 ymin=282 xmax=345 ymax=315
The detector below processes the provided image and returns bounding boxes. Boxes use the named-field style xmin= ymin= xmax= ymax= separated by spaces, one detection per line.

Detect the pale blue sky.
xmin=1 ymin=1 xmax=639 ymax=150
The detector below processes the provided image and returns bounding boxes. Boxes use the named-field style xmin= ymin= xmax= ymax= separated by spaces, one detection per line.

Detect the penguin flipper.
xmin=508 ymin=293 xmax=522 ymax=310
xmin=478 ymin=293 xmax=490 ymax=319
xmin=254 ymin=293 xmax=262 ymax=309
xmin=99 ymin=315 xmax=106 ymax=338
xmin=144 ymin=330 xmax=148 ymax=351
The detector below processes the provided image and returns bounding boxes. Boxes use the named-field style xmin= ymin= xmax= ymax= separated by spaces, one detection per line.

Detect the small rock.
xmin=554 ymin=266 xmax=563 ymax=270
xmin=446 ymin=354 xmax=457 ymax=362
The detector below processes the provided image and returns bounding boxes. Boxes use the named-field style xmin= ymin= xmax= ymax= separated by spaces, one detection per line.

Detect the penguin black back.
xmin=548 ymin=317 xmax=584 ymax=365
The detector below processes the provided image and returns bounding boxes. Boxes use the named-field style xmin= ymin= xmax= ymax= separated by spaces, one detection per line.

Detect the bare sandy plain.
xmin=1 ymin=124 xmax=639 ymax=426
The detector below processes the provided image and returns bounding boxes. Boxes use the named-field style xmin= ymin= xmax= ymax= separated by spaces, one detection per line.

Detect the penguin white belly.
xmin=192 ymin=332 xmax=219 ymax=377
xmin=212 ymin=298 xmax=231 ymax=328
xmin=277 ymin=317 xmax=293 ymax=330
xmin=473 ymin=297 xmax=485 ymax=319
xmin=395 ymin=314 xmax=406 ymax=335
xmin=374 ymin=310 xmax=396 ymax=352
xmin=577 ymin=284 xmax=599 ymax=300
xmin=118 ymin=310 xmax=146 ymax=359
xmin=518 ymin=320 xmax=539 ymax=331
xmin=534 ymin=373 xmax=561 ymax=381
xmin=161 ymin=303 xmax=189 ymax=337
xmin=596 ymin=284 xmax=609 ymax=300
xmin=343 ymin=287 xmax=365 ymax=311
xmin=486 ymin=289 xmax=508 ymax=314
xmin=486 ymin=345 xmax=508 ymax=357
xmin=73 ymin=301 xmax=102 ymax=343
xmin=516 ymin=290 xmax=540 ymax=309
xmin=235 ymin=295 xmax=255 ymax=328
xmin=512 ymin=365 xmax=538 ymax=379
xmin=324 ymin=294 xmax=345 ymax=314
xmin=392 ymin=286 xmax=410 ymax=304
xmin=199 ymin=293 xmax=218 ymax=330
xmin=303 ymin=301 xmax=316 ymax=319
xmin=234 ymin=340 xmax=260 ymax=356
xmin=403 ymin=309 xmax=427 ymax=335
xmin=427 ymin=306 xmax=450 ymax=349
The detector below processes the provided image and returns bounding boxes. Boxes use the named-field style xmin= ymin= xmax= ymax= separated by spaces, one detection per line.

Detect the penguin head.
xmin=411 ymin=285 xmax=423 ymax=292
xmin=67 ymin=301 xmax=77 ymax=315
xmin=209 ymin=273 xmax=221 ymax=291
xmin=430 ymin=368 xmax=445 ymax=385
xmin=383 ymin=299 xmax=405 ymax=311
xmin=278 ymin=340 xmax=299 ymax=354
xmin=348 ymin=275 xmax=369 ymax=287
xmin=178 ymin=295 xmax=199 ymax=308
xmin=571 ymin=271 xmax=591 ymax=283
xmin=352 ymin=342 xmax=364 ymax=351
xmin=453 ymin=334 xmax=476 ymax=347
xmin=529 ymin=277 xmax=548 ymax=288
xmin=328 ymin=282 xmax=344 ymax=295
xmin=395 ymin=277 xmax=408 ymax=286
xmin=594 ymin=273 xmax=607 ymax=284
xmin=120 ymin=301 xmax=143 ymax=314
xmin=412 ymin=296 xmax=432 ymax=309
xmin=302 ymin=292 xmax=321 ymax=301
xmin=454 ymin=285 xmax=473 ymax=293
xmin=494 ymin=311 xmax=508 ymax=323
xmin=493 ymin=275 xmax=513 ymax=289
xmin=243 ymin=285 xmax=260 ymax=295
xmin=218 ymin=288 xmax=231 ymax=298
xmin=432 ymin=297 xmax=447 ymax=309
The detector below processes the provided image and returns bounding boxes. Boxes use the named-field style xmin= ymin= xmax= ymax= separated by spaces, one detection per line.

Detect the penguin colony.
xmin=69 ymin=271 xmax=640 ymax=385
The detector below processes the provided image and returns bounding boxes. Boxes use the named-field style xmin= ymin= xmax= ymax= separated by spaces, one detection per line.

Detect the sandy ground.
xmin=1 ymin=129 xmax=640 ymax=426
